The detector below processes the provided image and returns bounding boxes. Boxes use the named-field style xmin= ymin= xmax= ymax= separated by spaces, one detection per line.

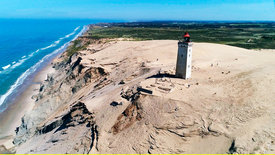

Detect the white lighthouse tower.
xmin=176 ymin=32 xmax=193 ymax=79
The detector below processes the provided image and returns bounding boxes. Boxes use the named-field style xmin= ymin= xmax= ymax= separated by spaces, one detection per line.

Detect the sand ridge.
xmin=2 ymin=40 xmax=275 ymax=154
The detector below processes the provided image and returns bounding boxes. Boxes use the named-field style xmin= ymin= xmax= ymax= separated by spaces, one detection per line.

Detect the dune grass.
xmin=88 ymin=22 xmax=275 ymax=49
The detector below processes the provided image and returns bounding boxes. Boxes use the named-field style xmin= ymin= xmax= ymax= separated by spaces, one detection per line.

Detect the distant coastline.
xmin=0 ymin=20 xmax=275 ymax=154
xmin=0 ymin=24 xmax=89 ymax=153
xmin=2 ymin=20 xmax=275 ymax=113
xmin=0 ymin=22 xmax=89 ymax=113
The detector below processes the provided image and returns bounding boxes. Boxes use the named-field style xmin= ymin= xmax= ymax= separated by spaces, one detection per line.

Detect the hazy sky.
xmin=0 ymin=0 xmax=274 ymax=21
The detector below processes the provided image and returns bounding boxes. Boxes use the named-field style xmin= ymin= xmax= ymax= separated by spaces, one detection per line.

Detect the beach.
xmin=0 ymin=61 xmax=56 ymax=151
xmin=0 ymin=38 xmax=272 ymax=153
xmin=0 ymin=19 xmax=91 ymax=107
xmin=0 ymin=22 xmax=91 ymax=151
xmin=0 ymin=22 xmax=90 ymax=153
xmin=1 ymin=0 xmax=274 ymax=153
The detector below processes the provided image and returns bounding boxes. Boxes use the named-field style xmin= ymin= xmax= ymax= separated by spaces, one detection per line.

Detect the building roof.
xmin=183 ymin=32 xmax=190 ymax=38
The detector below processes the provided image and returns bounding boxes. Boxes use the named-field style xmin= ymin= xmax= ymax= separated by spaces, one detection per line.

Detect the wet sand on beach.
xmin=0 ymin=63 xmax=55 ymax=150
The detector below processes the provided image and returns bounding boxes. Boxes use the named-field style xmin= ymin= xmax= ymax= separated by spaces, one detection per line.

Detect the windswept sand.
xmin=81 ymin=41 xmax=275 ymax=154
xmin=2 ymin=40 xmax=275 ymax=154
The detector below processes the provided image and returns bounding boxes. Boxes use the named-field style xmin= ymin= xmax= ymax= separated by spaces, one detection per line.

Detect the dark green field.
xmin=87 ymin=22 xmax=275 ymax=49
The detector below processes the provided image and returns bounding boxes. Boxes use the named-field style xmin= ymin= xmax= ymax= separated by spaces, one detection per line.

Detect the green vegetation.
xmin=66 ymin=39 xmax=89 ymax=57
xmin=88 ymin=22 xmax=275 ymax=49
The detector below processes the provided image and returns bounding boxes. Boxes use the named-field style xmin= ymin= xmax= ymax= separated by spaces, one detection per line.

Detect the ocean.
xmin=0 ymin=19 xmax=111 ymax=112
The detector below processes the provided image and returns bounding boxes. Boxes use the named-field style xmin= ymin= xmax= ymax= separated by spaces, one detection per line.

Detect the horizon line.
xmin=0 ymin=17 xmax=275 ymax=23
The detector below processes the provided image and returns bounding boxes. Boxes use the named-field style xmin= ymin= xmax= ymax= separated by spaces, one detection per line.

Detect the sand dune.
xmin=2 ymin=40 xmax=275 ymax=154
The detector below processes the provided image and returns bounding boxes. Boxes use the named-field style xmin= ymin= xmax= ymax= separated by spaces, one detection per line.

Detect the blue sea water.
xmin=0 ymin=19 xmax=112 ymax=112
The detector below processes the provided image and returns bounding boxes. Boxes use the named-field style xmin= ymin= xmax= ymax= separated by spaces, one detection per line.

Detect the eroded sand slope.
xmin=14 ymin=40 xmax=275 ymax=154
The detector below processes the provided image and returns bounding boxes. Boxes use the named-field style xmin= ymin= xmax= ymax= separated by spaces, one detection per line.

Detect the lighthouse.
xmin=176 ymin=32 xmax=193 ymax=79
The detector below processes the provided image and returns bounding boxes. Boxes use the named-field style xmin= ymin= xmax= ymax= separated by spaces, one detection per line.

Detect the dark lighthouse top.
xmin=183 ymin=32 xmax=191 ymax=43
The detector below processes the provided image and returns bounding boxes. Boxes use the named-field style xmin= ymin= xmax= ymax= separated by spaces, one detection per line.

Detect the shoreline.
xmin=0 ymin=37 xmax=275 ymax=153
xmin=1 ymin=21 xmax=275 ymax=153
xmin=0 ymin=25 xmax=89 ymax=151
xmin=0 ymin=60 xmax=56 ymax=150
xmin=12 ymin=40 xmax=275 ymax=154
xmin=0 ymin=25 xmax=89 ymax=112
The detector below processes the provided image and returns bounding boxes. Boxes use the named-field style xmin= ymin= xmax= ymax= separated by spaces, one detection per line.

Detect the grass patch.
xmin=88 ymin=22 xmax=275 ymax=49
xmin=66 ymin=39 xmax=89 ymax=58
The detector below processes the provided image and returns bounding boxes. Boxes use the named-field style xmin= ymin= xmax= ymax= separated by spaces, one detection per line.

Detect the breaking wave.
xmin=0 ymin=25 xmax=87 ymax=108
xmin=0 ymin=26 xmax=81 ymax=74
xmin=2 ymin=64 xmax=11 ymax=70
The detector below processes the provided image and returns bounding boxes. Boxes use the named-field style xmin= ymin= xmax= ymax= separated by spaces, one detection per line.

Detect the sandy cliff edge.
xmin=1 ymin=40 xmax=275 ymax=154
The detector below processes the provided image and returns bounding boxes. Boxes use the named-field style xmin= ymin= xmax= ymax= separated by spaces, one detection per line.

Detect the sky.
xmin=0 ymin=0 xmax=274 ymax=21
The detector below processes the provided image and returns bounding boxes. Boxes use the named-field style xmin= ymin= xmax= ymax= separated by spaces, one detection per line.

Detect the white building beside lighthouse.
xmin=176 ymin=32 xmax=193 ymax=79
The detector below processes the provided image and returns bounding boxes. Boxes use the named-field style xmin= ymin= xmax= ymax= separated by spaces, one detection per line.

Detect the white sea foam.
xmin=0 ymin=25 xmax=87 ymax=108
xmin=75 ymin=26 xmax=80 ymax=31
xmin=54 ymin=40 xmax=60 ymax=44
xmin=12 ymin=61 xmax=16 ymax=64
xmin=65 ymin=33 xmax=72 ymax=38
xmin=39 ymin=26 xmax=80 ymax=50
xmin=65 ymin=26 xmax=80 ymax=38
xmin=73 ymin=26 xmax=87 ymax=40
xmin=28 ymin=52 xmax=35 ymax=57
xmin=41 ymin=44 xmax=54 ymax=50
xmin=2 ymin=64 xmax=11 ymax=70
xmin=11 ymin=58 xmax=27 ymax=69
xmin=0 ymin=43 xmax=68 ymax=107
xmin=0 ymin=26 xmax=81 ymax=75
